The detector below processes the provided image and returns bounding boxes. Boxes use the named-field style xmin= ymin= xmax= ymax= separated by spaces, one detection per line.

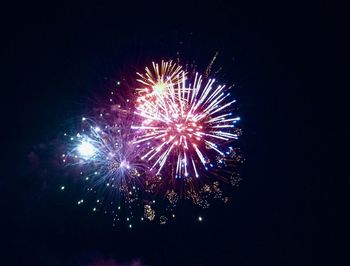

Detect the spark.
xmin=77 ymin=141 xmax=96 ymax=159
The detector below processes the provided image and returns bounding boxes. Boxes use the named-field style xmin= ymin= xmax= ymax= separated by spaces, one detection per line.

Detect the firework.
xmin=62 ymin=58 xmax=242 ymax=223
xmin=131 ymin=62 xmax=242 ymax=205
xmin=63 ymin=115 xmax=148 ymax=212
xmin=133 ymin=70 xmax=240 ymax=179
xmin=136 ymin=60 xmax=184 ymax=98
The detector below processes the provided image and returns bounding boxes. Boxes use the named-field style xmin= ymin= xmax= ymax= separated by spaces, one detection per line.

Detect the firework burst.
xmin=136 ymin=60 xmax=185 ymax=100
xmin=132 ymin=63 xmax=241 ymax=203
xmin=63 ymin=115 xmax=149 ymax=212
xmin=62 ymin=58 xmax=242 ymax=223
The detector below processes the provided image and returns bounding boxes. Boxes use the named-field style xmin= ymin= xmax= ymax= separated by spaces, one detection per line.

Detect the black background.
xmin=2 ymin=1 xmax=329 ymax=265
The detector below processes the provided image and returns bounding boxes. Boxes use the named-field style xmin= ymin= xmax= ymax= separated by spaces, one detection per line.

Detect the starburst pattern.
xmin=62 ymin=59 xmax=242 ymax=225
xmin=133 ymin=71 xmax=240 ymax=180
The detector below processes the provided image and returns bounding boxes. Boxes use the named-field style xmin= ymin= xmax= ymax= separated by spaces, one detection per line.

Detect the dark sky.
xmin=1 ymin=1 xmax=328 ymax=266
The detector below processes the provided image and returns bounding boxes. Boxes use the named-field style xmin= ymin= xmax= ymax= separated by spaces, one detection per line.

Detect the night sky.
xmin=2 ymin=1 xmax=328 ymax=266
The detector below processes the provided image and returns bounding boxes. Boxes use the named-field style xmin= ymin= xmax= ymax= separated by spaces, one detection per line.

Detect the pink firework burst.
xmin=132 ymin=65 xmax=240 ymax=181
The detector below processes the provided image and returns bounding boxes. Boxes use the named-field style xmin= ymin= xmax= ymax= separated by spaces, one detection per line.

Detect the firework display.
xmin=63 ymin=58 xmax=242 ymax=225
